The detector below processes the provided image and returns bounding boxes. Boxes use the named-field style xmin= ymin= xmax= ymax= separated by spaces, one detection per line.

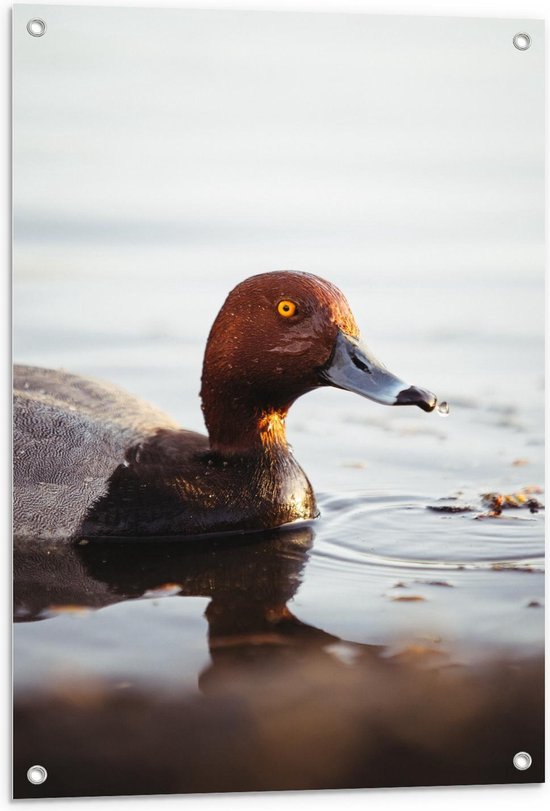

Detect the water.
xmin=14 ymin=494 xmax=544 ymax=679
xmin=12 ymin=256 xmax=545 ymax=798
xmin=12 ymin=253 xmax=545 ymax=797
xmin=13 ymin=298 xmax=544 ymax=794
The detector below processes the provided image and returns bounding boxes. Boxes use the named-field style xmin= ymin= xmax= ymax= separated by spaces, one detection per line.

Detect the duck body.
xmin=82 ymin=426 xmax=316 ymax=539
xmin=14 ymin=271 xmax=437 ymax=542
xmin=14 ymin=365 xmax=315 ymax=540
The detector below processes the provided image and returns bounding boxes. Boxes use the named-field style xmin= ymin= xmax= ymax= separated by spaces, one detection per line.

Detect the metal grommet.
xmin=26 ymin=18 xmax=47 ymax=37
xmin=513 ymin=32 xmax=531 ymax=51
xmin=27 ymin=765 xmax=48 ymax=784
xmin=513 ymin=751 xmax=532 ymax=771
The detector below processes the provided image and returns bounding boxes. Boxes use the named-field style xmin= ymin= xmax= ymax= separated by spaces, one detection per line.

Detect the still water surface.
xmin=13 ymin=255 xmax=544 ymax=796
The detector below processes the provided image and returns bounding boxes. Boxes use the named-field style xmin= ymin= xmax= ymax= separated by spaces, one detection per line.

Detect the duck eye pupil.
xmin=278 ymin=300 xmax=296 ymax=317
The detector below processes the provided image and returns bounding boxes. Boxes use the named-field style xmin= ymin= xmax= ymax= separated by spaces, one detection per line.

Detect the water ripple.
xmin=313 ymin=492 xmax=544 ymax=573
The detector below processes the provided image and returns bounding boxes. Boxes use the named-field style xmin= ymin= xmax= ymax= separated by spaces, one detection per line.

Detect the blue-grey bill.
xmin=319 ymin=331 xmax=437 ymax=413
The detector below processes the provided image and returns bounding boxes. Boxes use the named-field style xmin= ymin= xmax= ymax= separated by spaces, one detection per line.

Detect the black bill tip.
xmin=395 ymin=386 xmax=437 ymax=412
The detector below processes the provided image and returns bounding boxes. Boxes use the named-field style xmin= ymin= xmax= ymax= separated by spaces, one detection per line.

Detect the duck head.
xmin=201 ymin=271 xmax=437 ymax=451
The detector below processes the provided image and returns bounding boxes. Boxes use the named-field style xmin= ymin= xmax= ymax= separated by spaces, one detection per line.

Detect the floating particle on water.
xmin=416 ymin=580 xmax=454 ymax=588
xmin=490 ymin=563 xmax=534 ymax=573
xmin=388 ymin=645 xmax=446 ymax=664
xmin=512 ymin=458 xmax=530 ymax=466
xmin=143 ymin=583 xmax=183 ymax=598
xmin=437 ymin=401 xmax=450 ymax=417
xmin=43 ymin=605 xmax=91 ymax=618
xmin=427 ymin=504 xmax=473 ymax=513
xmin=480 ymin=490 xmax=545 ymax=516
xmin=391 ymin=595 xmax=426 ymax=602
xmin=527 ymin=600 xmax=542 ymax=608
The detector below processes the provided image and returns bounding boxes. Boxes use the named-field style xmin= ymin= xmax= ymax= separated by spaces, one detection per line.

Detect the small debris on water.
xmin=512 ymin=458 xmax=530 ymax=467
xmin=416 ymin=580 xmax=454 ymax=588
xmin=43 ymin=605 xmax=91 ymax=618
xmin=430 ymin=487 xmax=544 ymax=519
xmin=142 ymin=583 xmax=183 ymax=598
xmin=387 ymin=645 xmax=446 ymax=664
xmin=527 ymin=600 xmax=542 ymax=608
xmin=427 ymin=504 xmax=473 ymax=514
xmin=391 ymin=595 xmax=426 ymax=602
xmin=490 ymin=563 xmax=534 ymax=573
xmin=481 ymin=490 xmax=544 ymax=516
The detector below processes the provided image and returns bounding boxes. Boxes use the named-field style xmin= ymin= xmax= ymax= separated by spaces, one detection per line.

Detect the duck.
xmin=13 ymin=271 xmax=437 ymax=541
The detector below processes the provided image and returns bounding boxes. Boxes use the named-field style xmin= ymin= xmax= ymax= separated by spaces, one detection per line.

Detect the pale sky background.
xmin=14 ymin=7 xmax=544 ymax=257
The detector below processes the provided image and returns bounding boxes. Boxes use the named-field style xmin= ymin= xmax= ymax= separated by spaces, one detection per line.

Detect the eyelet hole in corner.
xmin=513 ymin=751 xmax=532 ymax=771
xmin=513 ymin=32 xmax=531 ymax=51
xmin=26 ymin=18 xmax=47 ymax=37
xmin=27 ymin=765 xmax=48 ymax=785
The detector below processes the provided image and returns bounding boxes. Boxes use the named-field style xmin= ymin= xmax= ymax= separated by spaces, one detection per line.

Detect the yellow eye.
xmin=277 ymin=300 xmax=297 ymax=318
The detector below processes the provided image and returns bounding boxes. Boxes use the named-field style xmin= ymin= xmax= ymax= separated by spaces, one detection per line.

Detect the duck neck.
xmin=201 ymin=385 xmax=291 ymax=455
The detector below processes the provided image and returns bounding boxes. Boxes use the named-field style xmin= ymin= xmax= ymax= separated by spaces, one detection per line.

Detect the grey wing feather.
xmin=13 ymin=365 xmax=181 ymax=540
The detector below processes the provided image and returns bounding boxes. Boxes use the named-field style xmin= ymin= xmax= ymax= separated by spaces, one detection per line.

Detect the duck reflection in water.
xmin=14 ymin=525 xmax=376 ymax=690
xmin=13 ymin=526 xmax=545 ymax=796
